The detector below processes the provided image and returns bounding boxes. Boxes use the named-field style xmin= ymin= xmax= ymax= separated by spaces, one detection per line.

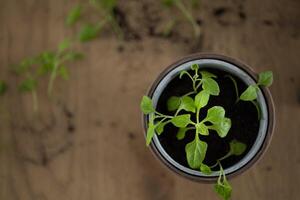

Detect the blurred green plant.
xmin=66 ymin=0 xmax=123 ymax=42
xmin=162 ymin=0 xmax=201 ymax=38
xmin=11 ymin=39 xmax=83 ymax=112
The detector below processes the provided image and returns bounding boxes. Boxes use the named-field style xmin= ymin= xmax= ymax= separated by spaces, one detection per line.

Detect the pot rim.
xmin=142 ymin=53 xmax=275 ymax=183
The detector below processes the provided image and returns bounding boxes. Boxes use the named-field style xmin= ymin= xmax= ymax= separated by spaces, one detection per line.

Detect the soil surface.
xmin=157 ymin=68 xmax=259 ymax=169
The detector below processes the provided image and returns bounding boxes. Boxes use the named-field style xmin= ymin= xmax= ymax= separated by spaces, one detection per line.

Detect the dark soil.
xmin=156 ymin=68 xmax=259 ymax=170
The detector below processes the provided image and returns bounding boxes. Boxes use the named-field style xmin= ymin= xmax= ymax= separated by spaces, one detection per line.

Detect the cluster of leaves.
xmin=141 ymin=64 xmax=245 ymax=200
xmin=12 ymin=39 xmax=83 ymax=111
xmin=66 ymin=0 xmax=123 ymax=42
xmin=162 ymin=0 xmax=201 ymax=38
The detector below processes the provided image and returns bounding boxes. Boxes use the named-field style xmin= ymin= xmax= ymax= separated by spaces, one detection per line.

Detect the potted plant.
xmin=140 ymin=54 xmax=275 ymax=200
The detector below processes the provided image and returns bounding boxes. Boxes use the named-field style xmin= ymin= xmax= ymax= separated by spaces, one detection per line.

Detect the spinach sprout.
xmin=141 ymin=64 xmax=250 ymax=200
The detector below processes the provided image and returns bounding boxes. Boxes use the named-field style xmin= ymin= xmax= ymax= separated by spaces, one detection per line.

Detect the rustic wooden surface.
xmin=0 ymin=0 xmax=300 ymax=199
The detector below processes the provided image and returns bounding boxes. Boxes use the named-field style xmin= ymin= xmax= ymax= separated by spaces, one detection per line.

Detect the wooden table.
xmin=0 ymin=0 xmax=299 ymax=199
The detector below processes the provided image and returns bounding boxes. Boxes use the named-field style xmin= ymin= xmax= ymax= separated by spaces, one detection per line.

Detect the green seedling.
xmin=67 ymin=0 xmax=124 ymax=42
xmin=141 ymin=64 xmax=253 ymax=200
xmin=12 ymin=39 xmax=83 ymax=112
xmin=162 ymin=0 xmax=201 ymax=38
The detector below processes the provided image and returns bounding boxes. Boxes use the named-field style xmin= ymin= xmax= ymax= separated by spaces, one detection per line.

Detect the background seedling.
xmin=141 ymin=64 xmax=253 ymax=200
xmin=67 ymin=0 xmax=124 ymax=42
xmin=162 ymin=0 xmax=201 ymax=38
xmin=12 ymin=39 xmax=83 ymax=112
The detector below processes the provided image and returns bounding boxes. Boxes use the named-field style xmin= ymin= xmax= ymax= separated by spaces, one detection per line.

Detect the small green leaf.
xmin=58 ymin=65 xmax=69 ymax=80
xmin=214 ymin=180 xmax=232 ymax=200
xmin=240 ymin=85 xmax=257 ymax=101
xmin=200 ymin=163 xmax=212 ymax=175
xmin=171 ymin=114 xmax=192 ymax=128
xmin=140 ymin=96 xmax=155 ymax=114
xmin=205 ymin=106 xmax=225 ymax=124
xmin=156 ymin=121 xmax=168 ymax=135
xmin=167 ymin=96 xmax=181 ymax=111
xmin=185 ymin=137 xmax=207 ymax=169
xmin=194 ymin=90 xmax=210 ymax=109
xmin=191 ymin=64 xmax=199 ymax=71
xmin=179 ymin=96 xmax=196 ymax=113
xmin=200 ymin=71 xmax=217 ymax=79
xmin=66 ymin=5 xmax=82 ymax=26
xmin=79 ymin=24 xmax=101 ymax=42
xmin=211 ymin=118 xmax=231 ymax=138
xmin=196 ymin=123 xmax=208 ymax=135
xmin=258 ymin=71 xmax=273 ymax=87
xmin=0 ymin=81 xmax=7 ymax=95
xmin=146 ymin=113 xmax=155 ymax=146
xmin=229 ymin=140 xmax=247 ymax=156
xmin=58 ymin=39 xmax=71 ymax=52
xmin=202 ymin=77 xmax=220 ymax=95
xmin=19 ymin=78 xmax=37 ymax=92
xmin=176 ymin=128 xmax=188 ymax=140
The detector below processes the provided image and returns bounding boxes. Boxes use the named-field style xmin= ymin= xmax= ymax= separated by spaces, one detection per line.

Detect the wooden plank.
xmin=0 ymin=0 xmax=299 ymax=199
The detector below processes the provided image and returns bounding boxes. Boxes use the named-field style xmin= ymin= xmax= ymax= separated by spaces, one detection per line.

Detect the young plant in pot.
xmin=140 ymin=54 xmax=275 ymax=200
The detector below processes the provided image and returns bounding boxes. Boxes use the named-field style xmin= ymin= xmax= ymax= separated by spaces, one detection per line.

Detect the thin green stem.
xmin=251 ymin=100 xmax=261 ymax=120
xmin=195 ymin=79 xmax=202 ymax=91
xmin=47 ymin=58 xmax=60 ymax=96
xmin=182 ymin=91 xmax=196 ymax=97
xmin=155 ymin=111 xmax=173 ymax=119
xmin=209 ymin=152 xmax=232 ymax=169
xmin=107 ymin=13 xmax=124 ymax=40
xmin=196 ymin=107 xmax=200 ymax=124
xmin=175 ymin=0 xmax=200 ymax=38
xmin=31 ymin=89 xmax=38 ymax=113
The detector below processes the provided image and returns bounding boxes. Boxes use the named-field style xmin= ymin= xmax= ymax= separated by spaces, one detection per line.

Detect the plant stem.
xmin=107 ymin=13 xmax=124 ymax=40
xmin=182 ymin=91 xmax=196 ymax=97
xmin=47 ymin=59 xmax=60 ymax=96
xmin=195 ymin=79 xmax=202 ymax=91
xmin=251 ymin=100 xmax=261 ymax=120
xmin=210 ymin=151 xmax=233 ymax=169
xmin=175 ymin=0 xmax=200 ymax=38
xmin=31 ymin=89 xmax=38 ymax=113
xmin=196 ymin=107 xmax=200 ymax=124
xmin=225 ymin=75 xmax=239 ymax=103
xmin=155 ymin=111 xmax=173 ymax=119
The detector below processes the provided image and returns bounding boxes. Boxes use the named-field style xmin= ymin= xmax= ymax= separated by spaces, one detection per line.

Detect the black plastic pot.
xmin=142 ymin=53 xmax=275 ymax=182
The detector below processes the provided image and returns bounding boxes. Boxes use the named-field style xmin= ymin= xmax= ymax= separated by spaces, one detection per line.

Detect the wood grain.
xmin=0 ymin=0 xmax=299 ymax=199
